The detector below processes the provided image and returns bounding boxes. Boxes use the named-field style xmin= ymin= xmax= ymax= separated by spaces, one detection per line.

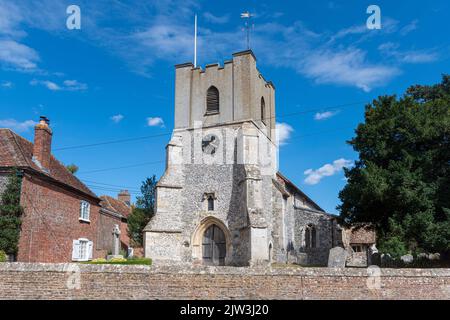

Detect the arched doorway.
xmin=191 ymin=216 xmax=231 ymax=265
xmin=202 ymin=224 xmax=226 ymax=266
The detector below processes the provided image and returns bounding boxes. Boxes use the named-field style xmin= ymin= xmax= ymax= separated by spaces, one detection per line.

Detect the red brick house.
xmin=0 ymin=116 xmax=129 ymax=262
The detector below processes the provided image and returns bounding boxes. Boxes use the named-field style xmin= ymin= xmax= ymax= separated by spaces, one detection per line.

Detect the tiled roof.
xmin=348 ymin=225 xmax=376 ymax=244
xmin=99 ymin=195 xmax=131 ymax=219
xmin=0 ymin=128 xmax=97 ymax=199
xmin=276 ymin=171 xmax=324 ymax=212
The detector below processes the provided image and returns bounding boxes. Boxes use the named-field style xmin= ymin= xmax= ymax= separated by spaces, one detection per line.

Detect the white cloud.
xmin=1 ymin=81 xmax=13 ymax=88
xmin=30 ymin=79 xmax=60 ymax=91
xmin=302 ymin=48 xmax=400 ymax=92
xmin=378 ymin=42 xmax=438 ymax=64
xmin=331 ymin=24 xmax=367 ymax=41
xmin=399 ymin=52 xmax=438 ymax=63
xmin=0 ymin=119 xmax=36 ymax=132
xmin=203 ymin=12 xmax=229 ymax=24
xmin=0 ymin=39 xmax=40 ymax=71
xmin=63 ymin=80 xmax=88 ymax=91
xmin=276 ymin=122 xmax=294 ymax=145
xmin=0 ymin=0 xmax=76 ymax=74
xmin=1 ymin=1 xmax=435 ymax=91
xmin=147 ymin=117 xmax=165 ymax=127
xmin=314 ymin=111 xmax=337 ymax=120
xmin=111 ymin=114 xmax=124 ymax=123
xmin=304 ymin=158 xmax=353 ymax=185
xmin=400 ymin=20 xmax=418 ymax=36
xmin=30 ymin=79 xmax=87 ymax=91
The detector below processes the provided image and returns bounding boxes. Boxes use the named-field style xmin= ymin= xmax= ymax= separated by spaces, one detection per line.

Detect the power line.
xmin=53 ymin=132 xmax=171 ymax=151
xmin=85 ymin=185 xmax=142 ymax=195
xmin=77 ymin=160 xmax=165 ymax=174
xmin=80 ymin=179 xmax=142 ymax=191
xmin=289 ymin=126 xmax=354 ymax=141
xmin=53 ymin=100 xmax=368 ymax=152
xmin=84 ymin=184 xmax=141 ymax=193
xmin=74 ymin=125 xmax=357 ymax=175
xmin=274 ymin=100 xmax=368 ymax=122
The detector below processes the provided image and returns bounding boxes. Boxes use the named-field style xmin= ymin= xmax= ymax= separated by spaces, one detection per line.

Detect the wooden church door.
xmin=202 ymin=224 xmax=226 ymax=266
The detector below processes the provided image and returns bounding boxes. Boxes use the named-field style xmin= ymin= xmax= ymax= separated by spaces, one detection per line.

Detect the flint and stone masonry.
xmin=143 ymin=50 xmax=342 ymax=266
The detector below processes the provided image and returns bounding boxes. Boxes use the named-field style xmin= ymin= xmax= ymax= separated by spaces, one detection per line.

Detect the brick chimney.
xmin=33 ymin=116 xmax=52 ymax=170
xmin=118 ymin=190 xmax=131 ymax=206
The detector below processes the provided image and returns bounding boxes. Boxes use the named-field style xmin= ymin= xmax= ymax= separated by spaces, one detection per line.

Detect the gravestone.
xmin=381 ymin=253 xmax=393 ymax=267
xmin=371 ymin=252 xmax=381 ymax=266
xmin=428 ymin=253 xmax=440 ymax=261
xmin=107 ymin=224 xmax=124 ymax=260
xmin=327 ymin=246 xmax=347 ymax=268
xmin=400 ymin=254 xmax=413 ymax=264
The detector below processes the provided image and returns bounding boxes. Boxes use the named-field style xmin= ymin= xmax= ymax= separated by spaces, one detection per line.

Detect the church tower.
xmin=144 ymin=50 xmax=279 ymax=266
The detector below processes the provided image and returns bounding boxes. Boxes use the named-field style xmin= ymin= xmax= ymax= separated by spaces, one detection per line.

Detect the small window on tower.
xmin=206 ymin=86 xmax=219 ymax=114
xmin=208 ymin=196 xmax=214 ymax=211
xmin=203 ymin=192 xmax=216 ymax=211
xmin=261 ymin=97 xmax=266 ymax=125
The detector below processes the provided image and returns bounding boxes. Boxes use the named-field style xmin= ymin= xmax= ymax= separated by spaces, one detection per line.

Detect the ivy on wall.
xmin=0 ymin=170 xmax=24 ymax=256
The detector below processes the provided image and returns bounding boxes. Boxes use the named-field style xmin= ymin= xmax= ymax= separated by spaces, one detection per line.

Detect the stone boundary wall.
xmin=0 ymin=263 xmax=449 ymax=300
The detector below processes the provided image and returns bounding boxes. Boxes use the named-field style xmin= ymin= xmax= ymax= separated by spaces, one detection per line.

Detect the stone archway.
xmin=191 ymin=216 xmax=232 ymax=265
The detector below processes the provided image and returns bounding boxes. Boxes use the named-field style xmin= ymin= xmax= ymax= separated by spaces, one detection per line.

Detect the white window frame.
xmin=79 ymin=200 xmax=91 ymax=222
xmin=72 ymin=238 xmax=93 ymax=261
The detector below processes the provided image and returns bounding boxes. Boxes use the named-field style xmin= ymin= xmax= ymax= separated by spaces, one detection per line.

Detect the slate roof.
xmin=99 ymin=195 xmax=131 ymax=219
xmin=0 ymin=128 xmax=97 ymax=199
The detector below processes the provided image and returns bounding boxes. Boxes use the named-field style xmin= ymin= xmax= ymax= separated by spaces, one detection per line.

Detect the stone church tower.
xmin=144 ymin=50 xmax=341 ymax=266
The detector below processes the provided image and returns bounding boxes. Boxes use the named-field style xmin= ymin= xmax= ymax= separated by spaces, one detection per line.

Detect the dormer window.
xmin=206 ymin=86 xmax=219 ymax=114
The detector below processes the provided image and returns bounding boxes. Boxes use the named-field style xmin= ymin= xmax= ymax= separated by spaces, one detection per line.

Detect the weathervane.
xmin=240 ymin=11 xmax=253 ymax=50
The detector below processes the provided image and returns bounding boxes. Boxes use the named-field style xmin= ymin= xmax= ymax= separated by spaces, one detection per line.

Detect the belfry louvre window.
xmin=206 ymin=86 xmax=219 ymax=114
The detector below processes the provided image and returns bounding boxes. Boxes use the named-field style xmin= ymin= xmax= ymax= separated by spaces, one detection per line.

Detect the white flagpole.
xmin=194 ymin=14 xmax=197 ymax=68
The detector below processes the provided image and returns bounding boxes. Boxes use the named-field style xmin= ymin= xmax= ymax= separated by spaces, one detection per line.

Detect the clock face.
xmin=202 ymin=134 xmax=219 ymax=155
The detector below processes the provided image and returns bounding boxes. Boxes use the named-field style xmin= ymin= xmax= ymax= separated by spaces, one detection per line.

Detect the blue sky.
xmin=1 ymin=0 xmax=448 ymax=213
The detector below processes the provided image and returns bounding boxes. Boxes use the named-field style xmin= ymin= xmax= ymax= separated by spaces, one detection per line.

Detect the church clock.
xmin=202 ymin=134 xmax=219 ymax=155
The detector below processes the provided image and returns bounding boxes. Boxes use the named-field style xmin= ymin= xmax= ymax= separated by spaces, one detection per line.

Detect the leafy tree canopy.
xmin=66 ymin=164 xmax=79 ymax=174
xmin=127 ymin=175 xmax=157 ymax=246
xmin=338 ymin=75 xmax=450 ymax=257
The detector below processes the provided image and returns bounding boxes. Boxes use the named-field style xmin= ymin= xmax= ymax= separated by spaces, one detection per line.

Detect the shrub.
xmin=85 ymin=257 xmax=152 ymax=266
xmin=109 ymin=257 xmax=127 ymax=263
xmin=0 ymin=250 xmax=7 ymax=262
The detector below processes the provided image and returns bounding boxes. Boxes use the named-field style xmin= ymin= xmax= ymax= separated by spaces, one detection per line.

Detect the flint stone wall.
xmin=0 ymin=263 xmax=449 ymax=300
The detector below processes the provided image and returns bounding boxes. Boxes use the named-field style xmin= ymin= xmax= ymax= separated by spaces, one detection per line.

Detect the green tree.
xmin=127 ymin=176 xmax=157 ymax=246
xmin=66 ymin=164 xmax=79 ymax=174
xmin=338 ymin=75 xmax=450 ymax=257
xmin=0 ymin=170 xmax=24 ymax=255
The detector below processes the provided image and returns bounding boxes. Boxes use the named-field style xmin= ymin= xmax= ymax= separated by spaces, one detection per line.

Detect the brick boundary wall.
xmin=0 ymin=263 xmax=449 ymax=300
